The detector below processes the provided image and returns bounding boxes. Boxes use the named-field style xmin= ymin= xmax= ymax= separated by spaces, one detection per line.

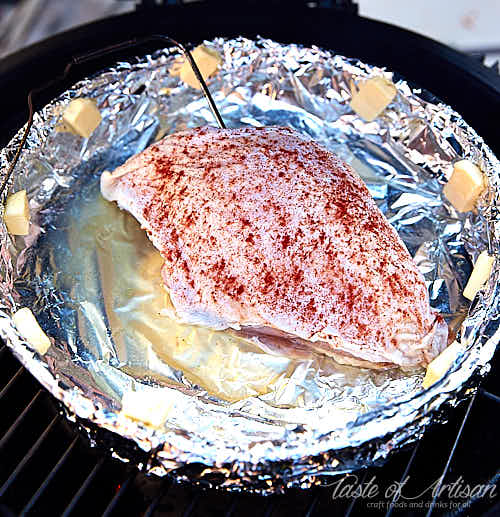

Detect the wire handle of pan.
xmin=0 ymin=34 xmax=226 ymax=197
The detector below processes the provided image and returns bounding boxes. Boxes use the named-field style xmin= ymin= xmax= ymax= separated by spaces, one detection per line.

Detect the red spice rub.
xmin=101 ymin=126 xmax=447 ymax=368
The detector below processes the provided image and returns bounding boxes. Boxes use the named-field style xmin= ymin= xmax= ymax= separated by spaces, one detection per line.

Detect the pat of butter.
xmin=120 ymin=390 xmax=173 ymax=428
xmin=12 ymin=307 xmax=51 ymax=355
xmin=422 ymin=340 xmax=463 ymax=389
xmin=175 ymin=45 xmax=222 ymax=90
xmin=62 ymin=98 xmax=102 ymax=139
xmin=350 ymin=76 xmax=397 ymax=121
xmin=463 ymin=251 xmax=495 ymax=301
xmin=443 ymin=159 xmax=486 ymax=212
xmin=4 ymin=190 xmax=30 ymax=235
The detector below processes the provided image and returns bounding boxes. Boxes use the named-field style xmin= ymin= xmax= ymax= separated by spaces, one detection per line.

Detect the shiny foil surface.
xmin=0 ymin=37 xmax=498 ymax=493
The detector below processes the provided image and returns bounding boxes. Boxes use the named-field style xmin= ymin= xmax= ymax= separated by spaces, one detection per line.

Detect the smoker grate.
xmin=0 ymin=344 xmax=498 ymax=516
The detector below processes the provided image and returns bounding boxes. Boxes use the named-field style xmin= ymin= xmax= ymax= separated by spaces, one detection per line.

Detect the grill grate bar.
xmin=182 ymin=492 xmax=201 ymax=517
xmin=263 ymin=498 xmax=276 ymax=517
xmin=0 ymin=366 xmax=24 ymax=401
xmin=384 ymin=442 xmax=421 ymax=517
xmin=304 ymin=490 xmax=320 ymax=517
xmin=224 ymin=497 xmax=238 ymax=517
xmin=344 ymin=470 xmax=368 ymax=517
xmin=0 ymin=389 xmax=43 ymax=450
xmin=20 ymin=435 xmax=79 ymax=516
xmin=0 ymin=413 xmax=60 ymax=498
xmin=143 ymin=479 xmax=172 ymax=517
xmin=61 ymin=457 xmax=105 ymax=517
xmin=482 ymin=389 xmax=500 ymax=404
xmin=424 ymin=392 xmax=477 ymax=517
xmin=101 ymin=472 xmax=136 ymax=517
xmin=458 ymin=470 xmax=500 ymax=514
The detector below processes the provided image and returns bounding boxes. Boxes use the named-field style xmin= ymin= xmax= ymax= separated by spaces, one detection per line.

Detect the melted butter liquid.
xmin=73 ymin=188 xmax=296 ymax=402
xmin=67 ymin=181 xmax=395 ymax=405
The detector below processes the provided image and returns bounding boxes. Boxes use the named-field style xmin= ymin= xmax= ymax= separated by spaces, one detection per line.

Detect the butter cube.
xmin=350 ymin=77 xmax=397 ymax=121
xmin=177 ymin=45 xmax=222 ymax=89
xmin=422 ymin=340 xmax=463 ymax=389
xmin=443 ymin=160 xmax=486 ymax=212
xmin=3 ymin=190 xmax=30 ymax=235
xmin=463 ymin=251 xmax=495 ymax=301
xmin=62 ymin=98 xmax=102 ymax=138
xmin=12 ymin=307 xmax=51 ymax=355
xmin=120 ymin=390 xmax=173 ymax=428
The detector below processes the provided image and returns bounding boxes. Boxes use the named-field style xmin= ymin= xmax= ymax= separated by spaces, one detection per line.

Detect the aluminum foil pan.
xmin=0 ymin=37 xmax=498 ymax=493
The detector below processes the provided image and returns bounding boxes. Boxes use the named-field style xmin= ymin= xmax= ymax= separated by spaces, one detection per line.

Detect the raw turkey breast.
xmin=101 ymin=126 xmax=447 ymax=369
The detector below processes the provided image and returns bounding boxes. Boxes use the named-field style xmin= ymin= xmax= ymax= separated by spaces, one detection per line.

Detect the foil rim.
xmin=0 ymin=37 xmax=498 ymax=492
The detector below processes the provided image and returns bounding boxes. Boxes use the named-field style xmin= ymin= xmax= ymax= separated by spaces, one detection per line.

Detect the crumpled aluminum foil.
xmin=0 ymin=37 xmax=498 ymax=493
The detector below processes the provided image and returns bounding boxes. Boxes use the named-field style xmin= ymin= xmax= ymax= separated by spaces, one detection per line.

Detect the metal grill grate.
xmin=0 ymin=345 xmax=498 ymax=516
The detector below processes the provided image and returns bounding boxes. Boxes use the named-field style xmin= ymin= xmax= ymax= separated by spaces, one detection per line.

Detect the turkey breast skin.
xmin=101 ymin=126 xmax=448 ymax=369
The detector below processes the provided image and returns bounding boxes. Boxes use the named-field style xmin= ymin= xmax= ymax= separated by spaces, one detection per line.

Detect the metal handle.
xmin=1 ymin=34 xmax=225 ymax=196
